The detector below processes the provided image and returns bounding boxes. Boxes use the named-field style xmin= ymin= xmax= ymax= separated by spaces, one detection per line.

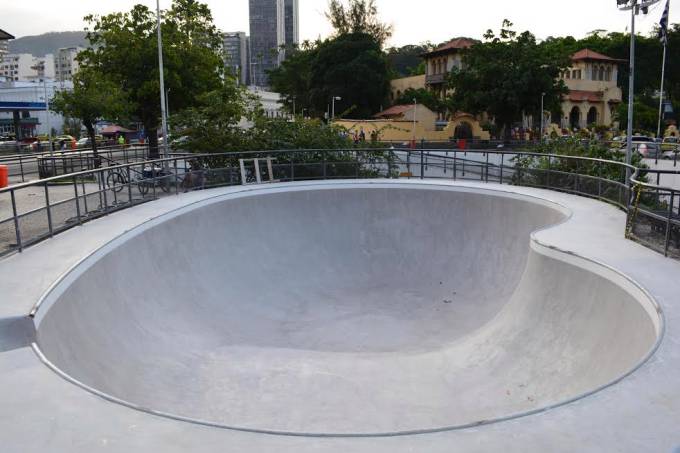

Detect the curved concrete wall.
xmin=33 ymin=186 xmax=660 ymax=435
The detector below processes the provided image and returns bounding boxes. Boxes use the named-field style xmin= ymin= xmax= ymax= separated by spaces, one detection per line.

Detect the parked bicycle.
xmin=104 ymin=163 xmax=173 ymax=195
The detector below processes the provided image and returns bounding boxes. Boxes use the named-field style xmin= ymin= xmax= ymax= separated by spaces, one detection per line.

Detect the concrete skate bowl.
xmin=32 ymin=184 xmax=662 ymax=436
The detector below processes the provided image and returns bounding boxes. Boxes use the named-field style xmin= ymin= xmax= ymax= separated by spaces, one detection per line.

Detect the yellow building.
xmin=389 ymin=74 xmax=425 ymax=104
xmin=422 ymin=38 xmax=476 ymax=101
xmin=333 ymin=104 xmax=490 ymax=142
xmin=558 ymin=49 xmax=623 ymax=130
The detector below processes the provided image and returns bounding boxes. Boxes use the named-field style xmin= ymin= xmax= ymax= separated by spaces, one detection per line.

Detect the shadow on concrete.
xmin=0 ymin=317 xmax=35 ymax=353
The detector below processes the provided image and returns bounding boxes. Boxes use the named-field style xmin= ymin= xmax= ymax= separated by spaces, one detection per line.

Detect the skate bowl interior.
xmin=33 ymin=184 xmax=662 ymax=436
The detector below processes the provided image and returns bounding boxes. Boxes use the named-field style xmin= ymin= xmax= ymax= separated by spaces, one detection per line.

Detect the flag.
xmin=659 ymin=0 xmax=670 ymax=45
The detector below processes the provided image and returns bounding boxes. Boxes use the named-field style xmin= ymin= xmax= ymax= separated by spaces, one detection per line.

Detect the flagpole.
xmin=656 ymin=42 xmax=667 ymax=141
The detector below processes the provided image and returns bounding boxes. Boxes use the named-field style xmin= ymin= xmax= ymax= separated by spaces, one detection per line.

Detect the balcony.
xmin=426 ymin=73 xmax=446 ymax=85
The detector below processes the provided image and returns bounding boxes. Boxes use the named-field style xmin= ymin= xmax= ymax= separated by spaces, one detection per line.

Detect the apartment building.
xmin=224 ymin=32 xmax=250 ymax=86
xmin=55 ymin=47 xmax=82 ymax=82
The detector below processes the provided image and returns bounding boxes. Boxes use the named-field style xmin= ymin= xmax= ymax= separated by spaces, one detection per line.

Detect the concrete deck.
xmin=0 ymin=179 xmax=679 ymax=452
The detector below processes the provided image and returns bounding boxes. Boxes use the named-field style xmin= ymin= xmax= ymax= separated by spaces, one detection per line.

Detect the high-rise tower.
xmin=249 ymin=0 xmax=285 ymax=87
xmin=284 ymin=0 xmax=299 ymax=49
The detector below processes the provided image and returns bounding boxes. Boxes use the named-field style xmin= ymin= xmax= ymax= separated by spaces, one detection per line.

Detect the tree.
xmin=170 ymin=77 xmax=258 ymax=153
xmin=394 ymin=88 xmax=444 ymax=113
xmin=447 ymin=21 xmax=570 ymax=138
xmin=309 ymin=33 xmax=391 ymax=119
xmin=79 ymin=0 xmax=224 ymax=158
xmin=62 ymin=117 xmax=83 ymax=138
xmin=51 ymin=68 xmax=128 ymax=160
xmin=615 ymin=97 xmax=660 ymax=134
xmin=268 ymin=41 xmax=319 ymax=116
xmin=270 ymin=33 xmax=390 ymax=119
xmin=386 ymin=43 xmax=435 ymax=77
xmin=326 ymin=0 xmax=393 ymax=46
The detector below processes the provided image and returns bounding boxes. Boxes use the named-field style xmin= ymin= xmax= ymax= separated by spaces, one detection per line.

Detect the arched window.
xmin=592 ymin=65 xmax=598 ymax=80
xmin=605 ymin=66 xmax=612 ymax=82
xmin=599 ymin=66 xmax=605 ymax=81
xmin=566 ymin=70 xmax=571 ymax=79
xmin=572 ymin=70 xmax=578 ymax=79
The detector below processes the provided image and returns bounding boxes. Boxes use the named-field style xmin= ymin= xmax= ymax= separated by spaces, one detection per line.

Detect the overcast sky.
xmin=5 ymin=0 xmax=677 ymax=46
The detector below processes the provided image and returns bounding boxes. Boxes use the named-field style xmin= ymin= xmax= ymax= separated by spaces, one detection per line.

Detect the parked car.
xmin=611 ymin=136 xmax=659 ymax=157
xmin=661 ymin=136 xmax=679 ymax=152
xmin=76 ymin=136 xmax=105 ymax=149
xmin=662 ymin=148 xmax=678 ymax=160
xmin=634 ymin=142 xmax=662 ymax=159
xmin=662 ymin=138 xmax=679 ymax=160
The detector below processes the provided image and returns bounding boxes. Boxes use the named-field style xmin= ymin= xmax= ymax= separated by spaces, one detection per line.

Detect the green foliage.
xmin=394 ymin=88 xmax=445 ymax=113
xmin=270 ymin=32 xmax=390 ymax=119
xmin=511 ymin=138 xmax=647 ymax=208
xmin=326 ymin=0 xmax=393 ymax=46
xmin=268 ymin=43 xmax=318 ymax=116
xmin=171 ymin=76 xmax=357 ymax=153
xmin=615 ymin=96 xmax=660 ymax=135
xmin=62 ymin=118 xmax=83 ymax=138
xmin=386 ymin=44 xmax=434 ymax=77
xmin=169 ymin=77 xmax=258 ymax=153
xmin=448 ymin=20 xmax=570 ymax=137
xmin=79 ymin=0 xmax=224 ymax=156
xmin=50 ymin=68 xmax=128 ymax=156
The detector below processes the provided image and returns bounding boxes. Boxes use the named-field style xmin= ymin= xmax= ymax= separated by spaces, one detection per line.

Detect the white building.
xmin=55 ymin=47 xmax=82 ymax=82
xmin=0 ymin=80 xmax=72 ymax=137
xmin=28 ymin=54 xmax=55 ymax=82
xmin=0 ymin=54 xmax=36 ymax=82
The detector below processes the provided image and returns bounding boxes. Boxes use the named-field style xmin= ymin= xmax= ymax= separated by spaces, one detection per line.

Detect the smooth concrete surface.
xmin=33 ymin=186 xmax=659 ymax=435
xmin=0 ymin=180 xmax=678 ymax=452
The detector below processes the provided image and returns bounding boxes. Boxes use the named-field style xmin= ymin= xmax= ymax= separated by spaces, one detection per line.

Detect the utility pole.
xmin=43 ymin=79 xmax=53 ymax=156
xmin=540 ymin=92 xmax=545 ymax=141
xmin=156 ymin=0 xmax=169 ymax=160
xmin=331 ymin=96 xmax=341 ymax=120
xmin=618 ymin=0 xmax=660 ymax=185
xmin=412 ymin=98 xmax=417 ymax=144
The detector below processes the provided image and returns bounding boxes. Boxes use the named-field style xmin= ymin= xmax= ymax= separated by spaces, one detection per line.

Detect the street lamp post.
xmin=43 ymin=79 xmax=53 ymax=156
xmin=331 ymin=96 xmax=342 ymax=120
xmin=412 ymin=98 xmax=417 ymax=144
xmin=618 ymin=0 xmax=660 ymax=185
xmin=540 ymin=92 xmax=545 ymax=141
xmin=156 ymin=0 xmax=169 ymax=160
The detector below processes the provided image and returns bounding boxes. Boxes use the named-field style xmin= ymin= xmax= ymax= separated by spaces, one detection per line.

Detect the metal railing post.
xmin=44 ymin=183 xmax=53 ymax=238
xmin=665 ymin=192 xmax=675 ymax=257
xmin=73 ymin=177 xmax=82 ymax=225
xmin=485 ymin=152 xmax=489 ymax=182
xmin=10 ymin=189 xmax=22 ymax=252
xmin=500 ymin=154 xmax=504 ymax=184
xmin=19 ymin=156 xmax=25 ymax=182
xmin=174 ymin=159 xmax=179 ymax=195
xmin=420 ymin=150 xmax=424 ymax=179
xmin=355 ymin=150 xmax=360 ymax=179
xmin=101 ymin=169 xmax=109 ymax=213
xmin=81 ymin=176 xmax=89 ymax=215
xmin=406 ymin=150 xmax=411 ymax=178
xmin=597 ymin=161 xmax=602 ymax=199
xmin=127 ymin=166 xmax=133 ymax=204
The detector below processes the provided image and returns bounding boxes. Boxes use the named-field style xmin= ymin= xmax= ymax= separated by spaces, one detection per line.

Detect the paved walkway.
xmin=0 ymin=181 xmax=678 ymax=452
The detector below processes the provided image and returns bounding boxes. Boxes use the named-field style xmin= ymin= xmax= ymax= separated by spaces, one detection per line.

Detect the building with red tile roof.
xmin=557 ymin=49 xmax=623 ymax=130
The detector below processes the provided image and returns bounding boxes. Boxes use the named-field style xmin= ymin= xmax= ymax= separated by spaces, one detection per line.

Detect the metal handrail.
xmin=0 ymin=148 xmax=677 ymax=259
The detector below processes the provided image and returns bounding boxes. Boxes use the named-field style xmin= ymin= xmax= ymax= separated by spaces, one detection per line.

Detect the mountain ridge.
xmin=8 ymin=31 xmax=88 ymax=57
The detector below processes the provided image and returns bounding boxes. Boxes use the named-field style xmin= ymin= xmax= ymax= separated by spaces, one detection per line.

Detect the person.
xmin=118 ymin=134 xmax=125 ymax=147
xmin=359 ymin=127 xmax=366 ymax=142
xmin=59 ymin=140 xmax=66 ymax=151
